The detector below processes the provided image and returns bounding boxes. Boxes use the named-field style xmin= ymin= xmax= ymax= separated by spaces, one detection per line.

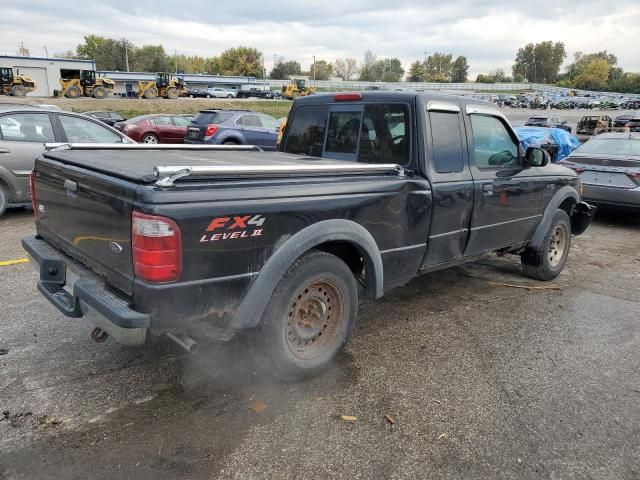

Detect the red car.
xmin=113 ymin=114 xmax=191 ymax=144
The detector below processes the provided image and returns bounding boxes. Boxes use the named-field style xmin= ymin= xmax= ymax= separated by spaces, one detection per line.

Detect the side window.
xmin=260 ymin=115 xmax=280 ymax=130
xmin=358 ymin=104 xmax=409 ymax=165
xmin=325 ymin=110 xmax=361 ymax=155
xmin=283 ymin=105 xmax=328 ymax=157
xmin=469 ymin=115 xmax=519 ymax=169
xmin=151 ymin=116 xmax=172 ymax=126
xmin=58 ymin=115 xmax=122 ymax=143
xmin=238 ymin=115 xmax=260 ymax=128
xmin=429 ymin=111 xmax=464 ymax=173
xmin=172 ymin=116 xmax=191 ymax=127
xmin=0 ymin=113 xmax=55 ymax=142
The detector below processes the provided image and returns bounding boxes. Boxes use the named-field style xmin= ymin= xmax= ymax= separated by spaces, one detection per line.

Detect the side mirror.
xmin=526 ymin=147 xmax=550 ymax=167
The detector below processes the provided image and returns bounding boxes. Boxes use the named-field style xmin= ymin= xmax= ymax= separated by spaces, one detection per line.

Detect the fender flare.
xmin=229 ymin=219 xmax=384 ymax=330
xmin=528 ymin=186 xmax=579 ymax=249
xmin=217 ymin=131 xmax=244 ymax=144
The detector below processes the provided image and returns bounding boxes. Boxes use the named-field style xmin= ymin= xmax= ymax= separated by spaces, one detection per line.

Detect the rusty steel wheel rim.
xmin=548 ymin=225 xmax=566 ymax=268
xmin=285 ymin=280 xmax=344 ymax=360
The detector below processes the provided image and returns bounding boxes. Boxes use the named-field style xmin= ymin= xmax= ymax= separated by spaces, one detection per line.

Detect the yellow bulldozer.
xmin=56 ymin=70 xmax=115 ymax=99
xmin=282 ymin=78 xmax=315 ymax=100
xmin=137 ymin=72 xmax=186 ymax=99
xmin=0 ymin=67 xmax=36 ymax=96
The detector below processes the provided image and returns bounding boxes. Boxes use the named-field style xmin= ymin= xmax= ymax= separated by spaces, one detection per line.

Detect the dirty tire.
xmin=521 ymin=209 xmax=571 ymax=281
xmin=0 ymin=183 xmax=8 ymax=217
xmin=143 ymin=88 xmax=158 ymax=99
xmin=167 ymin=87 xmax=179 ymax=99
xmin=258 ymin=250 xmax=358 ymax=382
xmin=92 ymin=86 xmax=106 ymax=99
xmin=141 ymin=133 xmax=159 ymax=144
xmin=65 ymin=86 xmax=82 ymax=98
xmin=10 ymin=85 xmax=26 ymax=97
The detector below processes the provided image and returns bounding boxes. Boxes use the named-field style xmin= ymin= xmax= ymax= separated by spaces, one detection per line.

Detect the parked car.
xmin=113 ymin=114 xmax=192 ymax=144
xmin=576 ymin=115 xmax=613 ymax=136
xmin=23 ymin=92 xmax=594 ymax=381
xmin=559 ymin=133 xmax=640 ymax=210
xmin=83 ymin=111 xmax=126 ymax=127
xmin=0 ymin=104 xmax=132 ymax=216
xmin=613 ymin=113 xmax=637 ymax=128
xmin=625 ymin=117 xmax=640 ymax=133
xmin=184 ymin=109 xmax=280 ymax=150
xmin=206 ymin=87 xmax=237 ymax=99
xmin=524 ymin=116 xmax=571 ymax=133
xmin=186 ymin=88 xmax=210 ymax=98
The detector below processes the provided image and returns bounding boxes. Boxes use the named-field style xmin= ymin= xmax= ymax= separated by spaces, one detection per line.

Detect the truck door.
xmin=420 ymin=101 xmax=474 ymax=267
xmin=463 ymin=107 xmax=542 ymax=256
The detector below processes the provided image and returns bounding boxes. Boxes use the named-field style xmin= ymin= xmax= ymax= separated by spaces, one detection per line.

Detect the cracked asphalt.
xmin=0 ymin=207 xmax=639 ymax=480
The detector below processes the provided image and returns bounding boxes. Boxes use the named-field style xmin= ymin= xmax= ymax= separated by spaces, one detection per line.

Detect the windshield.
xmin=576 ymin=138 xmax=640 ymax=156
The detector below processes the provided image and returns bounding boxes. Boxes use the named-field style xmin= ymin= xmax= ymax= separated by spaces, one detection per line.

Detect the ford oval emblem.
xmin=109 ymin=242 xmax=123 ymax=254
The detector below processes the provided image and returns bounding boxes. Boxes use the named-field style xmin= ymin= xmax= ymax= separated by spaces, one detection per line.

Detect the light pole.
xmin=313 ymin=55 xmax=316 ymax=86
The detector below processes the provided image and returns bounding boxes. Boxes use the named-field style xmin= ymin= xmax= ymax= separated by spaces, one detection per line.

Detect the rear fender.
xmin=528 ymin=186 xmax=579 ymax=249
xmin=229 ymin=219 xmax=383 ymax=330
xmin=0 ymin=166 xmax=21 ymax=200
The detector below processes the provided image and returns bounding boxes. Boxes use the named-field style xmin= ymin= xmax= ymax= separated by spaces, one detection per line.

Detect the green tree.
xmin=309 ymin=60 xmax=333 ymax=80
xmin=377 ymin=58 xmax=405 ymax=82
xmin=131 ymin=45 xmax=167 ymax=72
xmin=512 ymin=41 xmax=565 ymax=83
xmin=424 ymin=53 xmax=453 ymax=82
xmin=358 ymin=50 xmax=378 ymax=81
xmin=76 ymin=35 xmax=133 ymax=71
xmin=270 ymin=58 xmax=302 ymax=79
xmin=451 ymin=56 xmax=469 ymax=83
xmin=219 ymin=46 xmax=263 ymax=78
xmin=407 ymin=61 xmax=426 ymax=82
xmin=572 ymin=58 xmax=610 ymax=90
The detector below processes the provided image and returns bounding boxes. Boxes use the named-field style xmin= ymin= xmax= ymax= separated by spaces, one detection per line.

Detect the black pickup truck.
xmin=23 ymin=92 xmax=595 ymax=380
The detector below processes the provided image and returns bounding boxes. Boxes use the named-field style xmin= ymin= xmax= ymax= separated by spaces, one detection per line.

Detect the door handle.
xmin=481 ymin=184 xmax=494 ymax=195
xmin=0 ymin=148 xmax=10 ymax=154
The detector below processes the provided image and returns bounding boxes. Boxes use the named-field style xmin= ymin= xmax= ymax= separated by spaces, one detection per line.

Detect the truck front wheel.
xmin=259 ymin=250 xmax=358 ymax=381
xmin=521 ymin=209 xmax=571 ymax=281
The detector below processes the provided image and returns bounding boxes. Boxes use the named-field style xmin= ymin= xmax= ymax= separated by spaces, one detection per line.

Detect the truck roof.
xmin=294 ymin=91 xmax=492 ymax=109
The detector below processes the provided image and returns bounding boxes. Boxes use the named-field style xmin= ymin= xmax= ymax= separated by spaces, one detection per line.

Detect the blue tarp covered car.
xmin=514 ymin=127 xmax=581 ymax=162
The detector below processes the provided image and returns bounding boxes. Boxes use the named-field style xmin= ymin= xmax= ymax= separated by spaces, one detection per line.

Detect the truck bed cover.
xmin=41 ymin=148 xmax=402 ymax=184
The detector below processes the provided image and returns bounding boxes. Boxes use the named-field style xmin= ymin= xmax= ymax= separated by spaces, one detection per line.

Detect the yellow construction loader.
xmin=0 ymin=68 xmax=36 ymax=96
xmin=137 ymin=72 xmax=186 ymax=99
xmin=281 ymin=78 xmax=315 ymax=100
xmin=56 ymin=70 xmax=115 ymax=98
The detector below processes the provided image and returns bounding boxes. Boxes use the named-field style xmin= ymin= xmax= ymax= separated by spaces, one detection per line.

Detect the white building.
xmin=0 ymin=55 xmax=96 ymax=97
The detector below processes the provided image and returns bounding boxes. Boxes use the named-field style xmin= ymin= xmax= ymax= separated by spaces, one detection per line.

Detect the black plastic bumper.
xmin=22 ymin=235 xmax=150 ymax=329
xmin=571 ymin=201 xmax=597 ymax=236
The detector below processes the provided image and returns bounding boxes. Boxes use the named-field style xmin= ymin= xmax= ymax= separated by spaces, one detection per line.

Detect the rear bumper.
xmin=582 ymin=184 xmax=640 ymax=209
xmin=22 ymin=235 xmax=149 ymax=346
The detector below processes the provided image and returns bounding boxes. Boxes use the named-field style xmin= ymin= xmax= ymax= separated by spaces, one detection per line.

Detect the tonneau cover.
xmin=41 ymin=150 xmax=382 ymax=184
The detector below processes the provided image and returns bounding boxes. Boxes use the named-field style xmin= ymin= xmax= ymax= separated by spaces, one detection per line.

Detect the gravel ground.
xmin=0 ymin=207 xmax=639 ymax=479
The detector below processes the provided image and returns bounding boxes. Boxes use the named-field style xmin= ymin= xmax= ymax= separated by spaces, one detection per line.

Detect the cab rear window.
xmin=283 ymin=105 xmax=328 ymax=157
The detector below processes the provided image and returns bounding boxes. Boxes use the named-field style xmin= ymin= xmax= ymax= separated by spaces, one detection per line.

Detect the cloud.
xmin=1 ymin=0 xmax=638 ymax=76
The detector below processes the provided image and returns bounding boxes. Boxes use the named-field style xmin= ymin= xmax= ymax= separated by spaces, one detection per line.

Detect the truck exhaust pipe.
xmin=90 ymin=327 xmax=109 ymax=343
xmin=166 ymin=332 xmax=199 ymax=353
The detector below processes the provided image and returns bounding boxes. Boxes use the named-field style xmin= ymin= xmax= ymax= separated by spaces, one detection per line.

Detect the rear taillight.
xmin=29 ymin=171 xmax=37 ymax=217
xmin=628 ymin=172 xmax=640 ymax=184
xmin=205 ymin=124 xmax=219 ymax=137
xmin=132 ymin=211 xmax=182 ymax=283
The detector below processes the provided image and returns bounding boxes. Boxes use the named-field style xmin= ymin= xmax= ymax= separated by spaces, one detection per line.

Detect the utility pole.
xmin=424 ymin=51 xmax=427 ymax=62
xmin=123 ymin=39 xmax=130 ymax=72
xmin=43 ymin=45 xmax=49 ymax=58
xmin=313 ymin=55 xmax=316 ymax=86
xmin=175 ymin=49 xmax=178 ymax=73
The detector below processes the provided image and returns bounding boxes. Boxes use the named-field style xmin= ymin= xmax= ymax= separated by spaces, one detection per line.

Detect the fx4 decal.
xmin=200 ymin=215 xmax=265 ymax=242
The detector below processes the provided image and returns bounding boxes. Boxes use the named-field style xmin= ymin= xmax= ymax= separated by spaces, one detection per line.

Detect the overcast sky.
xmin=2 ymin=0 xmax=639 ymax=77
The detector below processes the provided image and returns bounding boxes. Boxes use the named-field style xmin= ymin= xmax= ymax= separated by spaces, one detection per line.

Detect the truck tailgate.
xmin=33 ymin=157 xmax=138 ymax=296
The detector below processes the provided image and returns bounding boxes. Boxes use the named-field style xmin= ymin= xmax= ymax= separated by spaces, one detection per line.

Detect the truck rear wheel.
xmin=259 ymin=250 xmax=358 ymax=382
xmin=521 ymin=209 xmax=571 ymax=281
xmin=167 ymin=87 xmax=179 ymax=99
xmin=92 ymin=86 xmax=106 ymax=98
